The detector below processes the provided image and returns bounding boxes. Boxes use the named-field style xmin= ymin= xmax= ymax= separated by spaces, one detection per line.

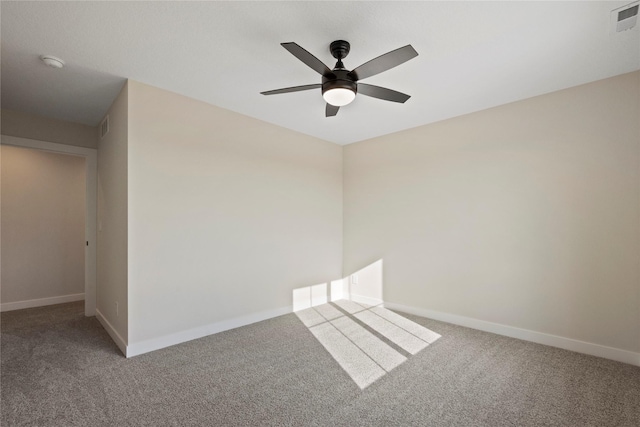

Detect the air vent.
xmin=100 ymin=115 xmax=110 ymax=139
xmin=611 ymin=2 xmax=639 ymax=33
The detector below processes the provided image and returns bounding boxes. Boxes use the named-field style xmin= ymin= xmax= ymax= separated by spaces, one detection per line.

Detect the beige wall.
xmin=1 ymin=109 xmax=97 ymax=149
xmin=1 ymin=145 xmax=85 ymax=304
xmin=344 ymin=71 xmax=640 ymax=353
xmin=97 ymin=83 xmax=129 ymax=342
xmin=127 ymin=81 xmax=343 ymax=345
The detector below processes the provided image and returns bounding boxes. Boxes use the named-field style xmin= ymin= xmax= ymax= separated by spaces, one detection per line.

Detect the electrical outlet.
xmin=351 ymin=274 xmax=358 ymax=285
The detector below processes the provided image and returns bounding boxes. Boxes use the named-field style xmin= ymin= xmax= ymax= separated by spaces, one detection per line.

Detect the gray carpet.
xmin=2 ymin=302 xmax=639 ymax=426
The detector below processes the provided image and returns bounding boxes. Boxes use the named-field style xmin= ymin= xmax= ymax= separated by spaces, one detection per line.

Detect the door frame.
xmin=1 ymin=135 xmax=97 ymax=316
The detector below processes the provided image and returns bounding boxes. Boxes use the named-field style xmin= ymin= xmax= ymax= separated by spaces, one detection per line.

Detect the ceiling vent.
xmin=99 ymin=115 xmax=110 ymax=139
xmin=611 ymin=2 xmax=639 ymax=33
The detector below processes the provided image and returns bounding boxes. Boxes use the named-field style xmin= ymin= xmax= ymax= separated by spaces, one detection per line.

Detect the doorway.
xmin=1 ymin=135 xmax=97 ymax=316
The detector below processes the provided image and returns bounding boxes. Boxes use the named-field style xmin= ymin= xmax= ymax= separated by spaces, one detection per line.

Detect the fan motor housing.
xmin=322 ymin=69 xmax=357 ymax=96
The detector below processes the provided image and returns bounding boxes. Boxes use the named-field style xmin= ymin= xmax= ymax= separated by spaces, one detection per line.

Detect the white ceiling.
xmin=2 ymin=1 xmax=639 ymax=145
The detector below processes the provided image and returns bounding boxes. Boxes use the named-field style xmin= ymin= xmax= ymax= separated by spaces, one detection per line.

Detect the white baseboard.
xmin=350 ymin=294 xmax=384 ymax=307
xmin=1 ymin=293 xmax=84 ymax=312
xmin=95 ymin=309 xmax=127 ymax=357
xmin=126 ymin=305 xmax=293 ymax=358
xmin=384 ymin=302 xmax=640 ymax=367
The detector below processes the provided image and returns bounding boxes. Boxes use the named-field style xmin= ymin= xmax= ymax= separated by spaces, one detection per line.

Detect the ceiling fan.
xmin=261 ymin=40 xmax=418 ymax=117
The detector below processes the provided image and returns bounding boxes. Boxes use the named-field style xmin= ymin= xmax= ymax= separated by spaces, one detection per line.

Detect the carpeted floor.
xmin=1 ymin=301 xmax=639 ymax=426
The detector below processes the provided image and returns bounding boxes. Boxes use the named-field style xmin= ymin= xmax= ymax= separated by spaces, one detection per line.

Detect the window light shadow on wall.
xmin=291 ymin=260 xmax=441 ymax=389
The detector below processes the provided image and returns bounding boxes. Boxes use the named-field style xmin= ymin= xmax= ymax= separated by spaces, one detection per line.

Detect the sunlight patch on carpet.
xmin=296 ymin=300 xmax=441 ymax=389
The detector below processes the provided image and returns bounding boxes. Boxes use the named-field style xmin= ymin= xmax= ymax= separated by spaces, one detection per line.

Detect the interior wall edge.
xmin=384 ymin=302 xmax=640 ymax=367
xmin=1 ymin=108 xmax=98 ymax=149
xmin=96 ymin=309 xmax=127 ymax=357
xmin=0 ymin=293 xmax=85 ymax=313
xmin=125 ymin=304 xmax=292 ymax=358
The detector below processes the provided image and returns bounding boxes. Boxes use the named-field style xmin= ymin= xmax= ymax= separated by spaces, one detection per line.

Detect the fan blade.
xmin=357 ymin=83 xmax=411 ymax=103
xmin=261 ymin=84 xmax=321 ymax=95
xmin=348 ymin=45 xmax=418 ymax=81
xmin=326 ymin=104 xmax=340 ymax=117
xmin=281 ymin=42 xmax=332 ymax=76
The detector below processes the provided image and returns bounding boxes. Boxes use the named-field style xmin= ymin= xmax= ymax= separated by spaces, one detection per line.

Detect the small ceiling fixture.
xmin=261 ymin=40 xmax=418 ymax=117
xmin=40 ymin=55 xmax=65 ymax=69
xmin=611 ymin=2 xmax=639 ymax=32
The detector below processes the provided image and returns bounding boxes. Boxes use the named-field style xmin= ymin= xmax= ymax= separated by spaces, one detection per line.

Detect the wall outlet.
xmin=351 ymin=274 xmax=358 ymax=285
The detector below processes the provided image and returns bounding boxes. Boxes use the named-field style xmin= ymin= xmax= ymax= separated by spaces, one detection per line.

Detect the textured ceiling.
xmin=2 ymin=1 xmax=639 ymax=145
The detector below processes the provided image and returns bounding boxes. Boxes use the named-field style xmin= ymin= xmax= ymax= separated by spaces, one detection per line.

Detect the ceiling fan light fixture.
xmin=322 ymin=73 xmax=357 ymax=107
xmin=323 ymin=87 xmax=356 ymax=106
